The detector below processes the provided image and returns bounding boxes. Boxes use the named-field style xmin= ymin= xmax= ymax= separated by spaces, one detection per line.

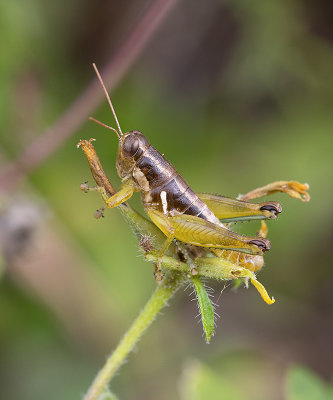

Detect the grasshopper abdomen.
xmin=133 ymin=136 xmax=222 ymax=226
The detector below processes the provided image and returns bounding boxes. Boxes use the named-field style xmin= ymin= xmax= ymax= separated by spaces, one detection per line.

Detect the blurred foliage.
xmin=0 ymin=0 xmax=333 ymax=399
xmin=285 ymin=365 xmax=333 ymax=400
xmin=179 ymin=358 xmax=244 ymax=400
xmin=179 ymin=361 xmax=333 ymax=400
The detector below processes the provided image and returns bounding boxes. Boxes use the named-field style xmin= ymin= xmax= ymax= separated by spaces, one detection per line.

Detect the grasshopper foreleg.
xmin=97 ymin=179 xmax=136 ymax=209
xmin=81 ymin=179 xmax=136 ymax=209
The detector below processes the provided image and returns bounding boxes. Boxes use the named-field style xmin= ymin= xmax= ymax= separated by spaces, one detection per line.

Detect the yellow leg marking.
xmin=98 ymin=179 xmax=135 ymax=209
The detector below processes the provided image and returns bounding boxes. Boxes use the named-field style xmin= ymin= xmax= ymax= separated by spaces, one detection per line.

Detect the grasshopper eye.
xmin=123 ymin=135 xmax=139 ymax=158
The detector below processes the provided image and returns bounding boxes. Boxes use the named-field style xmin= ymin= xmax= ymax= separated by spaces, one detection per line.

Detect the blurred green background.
xmin=0 ymin=0 xmax=333 ymax=399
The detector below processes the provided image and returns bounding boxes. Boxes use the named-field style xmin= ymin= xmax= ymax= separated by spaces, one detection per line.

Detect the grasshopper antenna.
xmin=92 ymin=63 xmax=123 ymax=137
xmin=89 ymin=117 xmax=121 ymax=139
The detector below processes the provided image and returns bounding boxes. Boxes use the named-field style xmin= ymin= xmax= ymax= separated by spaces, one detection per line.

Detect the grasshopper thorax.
xmin=116 ymin=131 xmax=150 ymax=179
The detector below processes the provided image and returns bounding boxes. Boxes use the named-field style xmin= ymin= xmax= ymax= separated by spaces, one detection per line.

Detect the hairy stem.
xmin=84 ymin=273 xmax=183 ymax=400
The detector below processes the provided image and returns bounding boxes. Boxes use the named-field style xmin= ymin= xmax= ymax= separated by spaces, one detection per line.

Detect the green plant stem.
xmin=84 ymin=273 xmax=184 ymax=400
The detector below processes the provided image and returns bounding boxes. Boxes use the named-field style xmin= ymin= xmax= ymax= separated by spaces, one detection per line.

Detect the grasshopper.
xmin=85 ymin=64 xmax=283 ymax=283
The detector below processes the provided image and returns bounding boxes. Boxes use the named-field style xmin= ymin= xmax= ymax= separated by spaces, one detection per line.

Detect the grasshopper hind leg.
xmin=146 ymin=206 xmax=270 ymax=283
xmin=197 ymin=193 xmax=282 ymax=222
xmin=167 ymin=213 xmax=270 ymax=255
xmin=146 ymin=208 xmax=270 ymax=281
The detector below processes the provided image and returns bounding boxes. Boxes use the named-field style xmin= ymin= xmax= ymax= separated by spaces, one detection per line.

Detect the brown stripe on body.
xmin=135 ymin=146 xmax=176 ymax=189
xmin=136 ymin=146 xmax=221 ymax=225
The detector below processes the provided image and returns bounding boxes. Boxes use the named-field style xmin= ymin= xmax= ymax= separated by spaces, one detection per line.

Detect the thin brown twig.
xmin=0 ymin=0 xmax=178 ymax=193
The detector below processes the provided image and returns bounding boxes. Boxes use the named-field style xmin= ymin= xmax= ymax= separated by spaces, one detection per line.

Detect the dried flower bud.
xmin=139 ymin=235 xmax=153 ymax=253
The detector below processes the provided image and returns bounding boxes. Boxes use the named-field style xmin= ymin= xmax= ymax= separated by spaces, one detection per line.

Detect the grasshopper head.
xmin=116 ymin=131 xmax=150 ymax=179
xmin=90 ymin=65 xmax=149 ymax=179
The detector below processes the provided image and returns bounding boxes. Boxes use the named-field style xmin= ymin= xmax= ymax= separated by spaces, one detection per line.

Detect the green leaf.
xmin=191 ymin=277 xmax=215 ymax=343
xmin=179 ymin=359 xmax=244 ymax=400
xmin=285 ymin=365 xmax=330 ymax=400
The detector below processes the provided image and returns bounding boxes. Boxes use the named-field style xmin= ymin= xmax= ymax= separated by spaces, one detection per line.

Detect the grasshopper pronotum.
xmin=79 ymin=64 xmax=309 ymax=304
